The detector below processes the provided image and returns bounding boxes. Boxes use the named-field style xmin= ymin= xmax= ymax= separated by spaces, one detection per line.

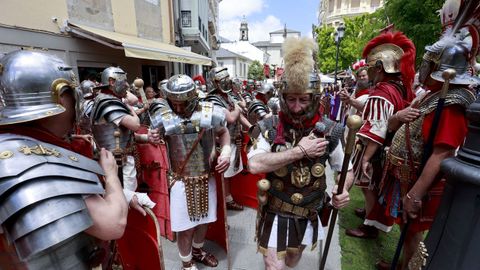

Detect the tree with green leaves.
xmin=383 ymin=0 xmax=444 ymax=65
xmin=248 ymin=60 xmax=264 ymax=80
xmin=316 ymin=10 xmax=387 ymax=74
xmin=316 ymin=0 xmax=444 ymax=73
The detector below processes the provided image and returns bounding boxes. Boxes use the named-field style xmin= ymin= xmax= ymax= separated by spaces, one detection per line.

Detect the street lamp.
xmin=333 ymin=23 xmax=345 ymax=84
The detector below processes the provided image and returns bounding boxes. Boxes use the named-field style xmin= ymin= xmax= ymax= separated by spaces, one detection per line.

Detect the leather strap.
xmin=178 ymin=128 xmax=206 ymax=175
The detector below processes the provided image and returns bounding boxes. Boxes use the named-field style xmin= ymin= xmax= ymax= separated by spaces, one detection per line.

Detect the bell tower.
xmin=239 ymin=16 xmax=249 ymax=41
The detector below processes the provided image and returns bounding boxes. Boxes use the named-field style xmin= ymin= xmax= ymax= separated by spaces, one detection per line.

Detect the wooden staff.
xmin=319 ymin=115 xmax=362 ymax=270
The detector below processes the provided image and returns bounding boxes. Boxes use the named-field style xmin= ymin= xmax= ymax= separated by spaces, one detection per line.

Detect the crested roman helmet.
xmin=363 ymin=31 xmax=416 ymax=93
xmin=0 ymin=50 xmax=81 ymax=125
xmin=279 ymin=37 xmax=321 ymax=124
xmin=163 ymin=74 xmax=198 ymax=115
xmin=100 ymin=66 xmax=130 ymax=98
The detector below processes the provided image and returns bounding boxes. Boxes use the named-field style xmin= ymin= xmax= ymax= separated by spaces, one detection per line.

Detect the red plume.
xmin=363 ymin=32 xmax=416 ymax=95
xmin=192 ymin=74 xmax=206 ymax=85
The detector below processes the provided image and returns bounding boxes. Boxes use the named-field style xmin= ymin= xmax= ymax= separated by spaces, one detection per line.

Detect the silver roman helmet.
xmin=430 ymin=41 xmax=480 ymax=85
xmin=164 ymin=74 xmax=199 ymax=114
xmin=0 ymin=50 xmax=80 ymax=125
xmin=100 ymin=66 xmax=129 ymax=97
xmin=79 ymin=79 xmax=96 ymax=99
xmin=209 ymin=66 xmax=231 ymax=93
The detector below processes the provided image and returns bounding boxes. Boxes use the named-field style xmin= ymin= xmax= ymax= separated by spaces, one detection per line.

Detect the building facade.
xmin=252 ymin=28 xmax=301 ymax=68
xmin=0 ymin=0 xmax=212 ymax=88
xmin=318 ymin=0 xmax=384 ymax=27
xmin=216 ymin=48 xmax=252 ymax=80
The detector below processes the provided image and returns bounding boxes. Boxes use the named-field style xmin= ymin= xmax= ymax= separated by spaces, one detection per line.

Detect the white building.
xmin=216 ymin=47 xmax=253 ymax=80
xmin=318 ymin=0 xmax=384 ymax=27
xmin=252 ymin=27 xmax=301 ymax=68
xmin=219 ymin=17 xmax=269 ymax=64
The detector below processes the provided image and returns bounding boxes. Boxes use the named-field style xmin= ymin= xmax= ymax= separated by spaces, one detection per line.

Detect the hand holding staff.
xmin=320 ymin=115 xmax=362 ymax=270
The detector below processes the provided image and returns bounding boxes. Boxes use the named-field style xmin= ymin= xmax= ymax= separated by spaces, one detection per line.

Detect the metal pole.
xmin=334 ymin=39 xmax=340 ymax=84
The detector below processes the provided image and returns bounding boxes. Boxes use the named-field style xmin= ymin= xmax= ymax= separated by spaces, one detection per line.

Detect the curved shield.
xmin=116 ymin=207 xmax=165 ymax=270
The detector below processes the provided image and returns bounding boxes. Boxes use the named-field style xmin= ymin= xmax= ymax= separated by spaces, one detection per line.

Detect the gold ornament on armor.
xmin=291 ymin=165 xmax=311 ymax=188
xmin=408 ymin=241 xmax=429 ymax=270
xmin=274 ymin=166 xmax=288 ymax=177
xmin=173 ymin=173 xmax=210 ymax=221
xmin=272 ymin=179 xmax=284 ymax=191
xmin=290 ymin=193 xmax=304 ymax=205
xmin=311 ymin=163 xmax=325 ymax=177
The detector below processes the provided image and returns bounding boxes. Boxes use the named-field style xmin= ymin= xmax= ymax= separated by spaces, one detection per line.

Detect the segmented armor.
xmin=90 ymin=93 xmax=132 ymax=152
xmin=150 ymin=100 xmax=225 ymax=220
xmin=0 ymin=134 xmax=104 ymax=269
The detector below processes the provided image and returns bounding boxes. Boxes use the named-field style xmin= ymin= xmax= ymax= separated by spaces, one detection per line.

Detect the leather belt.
xmin=268 ymin=197 xmax=313 ymax=218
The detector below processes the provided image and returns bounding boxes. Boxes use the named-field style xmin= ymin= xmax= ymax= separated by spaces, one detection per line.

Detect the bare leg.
xmin=193 ymin=224 xmax=209 ymax=244
xmin=285 ymin=245 xmax=306 ymax=268
xmin=177 ymin=228 xmax=195 ymax=256
xmin=363 ymin=188 xmax=377 ymax=216
xmin=400 ymin=230 xmax=423 ymax=270
xmin=225 ymin=177 xmax=232 ymax=201
xmin=225 ymin=177 xmax=243 ymax=210
xmin=264 ymin=248 xmax=286 ymax=270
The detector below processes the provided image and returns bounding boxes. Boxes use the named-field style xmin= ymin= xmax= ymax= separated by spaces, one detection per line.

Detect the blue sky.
xmin=219 ymin=0 xmax=320 ymax=42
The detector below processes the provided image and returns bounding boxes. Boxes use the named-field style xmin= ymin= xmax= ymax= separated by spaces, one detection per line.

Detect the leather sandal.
xmin=192 ymin=247 xmax=218 ymax=267
xmin=226 ymin=200 xmax=244 ymax=211
xmin=345 ymin=224 xmax=378 ymax=239
xmin=182 ymin=260 xmax=198 ymax=270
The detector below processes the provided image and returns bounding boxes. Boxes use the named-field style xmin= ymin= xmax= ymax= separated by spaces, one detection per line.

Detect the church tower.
xmin=239 ymin=16 xmax=249 ymax=41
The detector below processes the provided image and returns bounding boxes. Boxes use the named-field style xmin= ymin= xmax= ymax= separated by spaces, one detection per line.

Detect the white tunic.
xmin=169 ymin=176 xmax=217 ymax=232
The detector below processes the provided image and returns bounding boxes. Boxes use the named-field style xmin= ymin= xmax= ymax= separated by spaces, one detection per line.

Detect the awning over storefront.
xmin=67 ymin=22 xmax=212 ymax=66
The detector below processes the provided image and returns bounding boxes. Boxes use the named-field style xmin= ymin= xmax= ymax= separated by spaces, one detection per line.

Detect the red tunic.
xmin=366 ymin=105 xmax=469 ymax=233
xmin=358 ymin=82 xmax=412 ymax=145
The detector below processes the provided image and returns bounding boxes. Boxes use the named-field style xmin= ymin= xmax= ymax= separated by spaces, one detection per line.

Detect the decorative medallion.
xmin=290 ymin=193 xmax=304 ymax=205
xmin=274 ymin=166 xmax=288 ymax=177
xmin=291 ymin=166 xmax=311 ymax=188
xmin=0 ymin=151 xmax=13 ymax=159
xmin=313 ymin=179 xmax=323 ymax=190
xmin=311 ymin=163 xmax=325 ymax=177
xmin=272 ymin=179 xmax=284 ymax=191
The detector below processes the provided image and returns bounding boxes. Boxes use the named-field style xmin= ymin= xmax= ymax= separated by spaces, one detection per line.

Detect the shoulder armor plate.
xmin=91 ymin=93 xmax=130 ymax=124
xmin=0 ymin=134 xmax=104 ymax=261
xmin=204 ymin=95 xmax=228 ymax=109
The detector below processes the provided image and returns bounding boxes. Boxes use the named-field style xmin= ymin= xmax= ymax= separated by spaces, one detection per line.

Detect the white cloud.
xmin=219 ymin=0 xmax=265 ymax=20
xmin=219 ymin=0 xmax=283 ymax=43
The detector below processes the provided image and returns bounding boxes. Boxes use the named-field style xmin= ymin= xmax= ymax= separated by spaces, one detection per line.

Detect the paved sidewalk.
xmin=161 ymin=165 xmax=342 ymax=270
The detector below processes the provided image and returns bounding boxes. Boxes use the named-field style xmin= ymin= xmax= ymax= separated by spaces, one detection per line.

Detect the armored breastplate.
xmin=267 ymin=142 xmax=328 ymax=209
xmin=90 ymin=93 xmax=132 ymax=152
xmin=166 ymin=129 xmax=216 ymax=177
xmin=0 ymin=134 xmax=105 ymax=269
xmin=389 ymin=88 xmax=476 ymax=166
xmin=153 ymin=101 xmax=225 ymax=178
